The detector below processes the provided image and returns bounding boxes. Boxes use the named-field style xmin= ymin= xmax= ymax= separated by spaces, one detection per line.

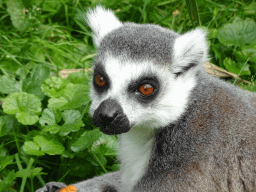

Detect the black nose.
xmin=92 ymin=98 xmax=131 ymax=135
xmin=97 ymin=99 xmax=121 ymax=126
xmin=99 ymin=107 xmax=118 ymax=126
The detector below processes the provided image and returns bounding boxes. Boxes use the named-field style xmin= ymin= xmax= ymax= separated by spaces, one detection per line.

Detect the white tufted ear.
xmin=87 ymin=6 xmax=123 ymax=47
xmin=172 ymin=29 xmax=208 ymax=76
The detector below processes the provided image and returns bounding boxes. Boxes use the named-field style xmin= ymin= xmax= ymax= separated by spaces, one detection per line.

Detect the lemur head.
xmin=87 ymin=6 xmax=208 ymax=135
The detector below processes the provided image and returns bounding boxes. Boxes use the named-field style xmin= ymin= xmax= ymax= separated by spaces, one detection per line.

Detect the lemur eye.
xmin=139 ymin=84 xmax=154 ymax=95
xmin=95 ymin=75 xmax=106 ymax=86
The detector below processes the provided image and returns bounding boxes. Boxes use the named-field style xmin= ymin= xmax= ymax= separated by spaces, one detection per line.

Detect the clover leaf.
xmin=2 ymin=92 xmax=42 ymax=125
xmin=59 ymin=110 xmax=84 ymax=136
xmin=41 ymin=77 xmax=69 ymax=98
xmin=223 ymin=57 xmax=251 ymax=76
xmin=0 ymin=75 xmax=22 ymax=94
xmin=15 ymin=167 xmax=44 ymax=178
xmin=33 ymin=135 xmax=65 ymax=155
xmin=42 ymin=110 xmax=84 ymax=136
xmin=23 ymin=135 xmax=65 ymax=156
xmin=6 ymin=0 xmax=29 ymax=31
xmin=48 ymin=83 xmax=90 ymax=111
xmin=217 ymin=17 xmax=256 ymax=47
xmin=23 ymin=141 xmax=45 ymax=156
xmin=241 ymin=45 xmax=256 ymax=63
xmin=23 ymin=65 xmax=50 ymax=100
xmin=67 ymin=71 xmax=90 ymax=84
xmin=71 ymin=129 xmax=102 ymax=152
xmin=39 ymin=108 xmax=62 ymax=126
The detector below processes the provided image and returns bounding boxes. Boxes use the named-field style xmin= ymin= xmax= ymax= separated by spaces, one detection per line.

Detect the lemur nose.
xmin=99 ymin=109 xmax=118 ymax=126
xmin=98 ymin=99 xmax=120 ymax=126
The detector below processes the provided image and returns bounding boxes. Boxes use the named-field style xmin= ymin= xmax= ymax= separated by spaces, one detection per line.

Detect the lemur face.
xmin=88 ymin=7 xmax=208 ymax=135
xmin=90 ymin=56 xmax=172 ymax=135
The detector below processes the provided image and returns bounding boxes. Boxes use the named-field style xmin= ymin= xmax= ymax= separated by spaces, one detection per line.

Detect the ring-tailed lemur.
xmin=36 ymin=6 xmax=256 ymax=192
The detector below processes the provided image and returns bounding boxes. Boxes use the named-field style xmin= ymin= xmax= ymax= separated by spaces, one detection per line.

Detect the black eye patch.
xmin=127 ymin=75 xmax=160 ymax=103
xmin=93 ymin=62 xmax=110 ymax=93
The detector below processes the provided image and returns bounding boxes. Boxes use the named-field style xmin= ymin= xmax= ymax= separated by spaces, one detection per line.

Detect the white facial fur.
xmin=89 ymin=54 xmax=197 ymax=130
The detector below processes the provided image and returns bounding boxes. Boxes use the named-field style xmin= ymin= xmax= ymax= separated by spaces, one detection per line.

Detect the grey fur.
xmin=98 ymin=23 xmax=179 ymax=65
xmin=134 ymin=68 xmax=256 ymax=191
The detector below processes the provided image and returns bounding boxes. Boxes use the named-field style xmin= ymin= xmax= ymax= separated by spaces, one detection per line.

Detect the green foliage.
xmin=217 ymin=17 xmax=256 ymax=47
xmin=3 ymin=92 xmax=42 ymax=125
xmin=212 ymin=17 xmax=256 ymax=78
xmin=0 ymin=69 xmax=117 ymax=192
xmin=24 ymin=135 xmax=65 ymax=155
xmin=0 ymin=0 xmax=256 ymax=191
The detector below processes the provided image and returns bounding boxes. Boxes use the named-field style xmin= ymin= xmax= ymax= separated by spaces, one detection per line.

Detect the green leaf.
xmin=62 ymin=110 xmax=81 ymax=123
xmin=244 ymin=2 xmax=256 ymax=15
xmin=241 ymin=45 xmax=256 ymax=63
xmin=23 ymin=141 xmax=45 ymax=156
xmin=223 ymin=57 xmax=251 ymax=76
xmin=59 ymin=120 xmax=84 ymax=136
xmin=59 ymin=110 xmax=84 ymax=136
xmin=67 ymin=71 xmax=90 ymax=85
xmin=41 ymin=77 xmax=69 ymax=98
xmin=0 ymin=155 xmax=15 ymax=171
xmin=233 ymin=45 xmax=256 ymax=63
xmin=30 ymin=45 xmax=46 ymax=62
xmin=68 ymin=160 xmax=93 ymax=177
xmin=0 ymin=116 xmax=5 ymax=137
xmin=23 ymin=65 xmax=51 ymax=100
xmin=233 ymin=51 xmax=247 ymax=62
xmin=42 ymin=124 xmax=61 ymax=134
xmin=0 ymin=115 xmax=17 ymax=137
xmin=88 ymin=153 xmax=107 ymax=167
xmin=33 ymin=135 xmax=65 ymax=155
xmin=107 ymin=164 xmax=120 ymax=172
xmin=42 ymin=0 xmax=62 ymax=13
xmin=2 ymin=92 xmax=42 ymax=125
xmin=31 ymin=0 xmax=44 ymax=7
xmin=0 ymin=145 xmax=9 ymax=157
xmin=0 ymin=75 xmax=22 ymax=94
xmin=0 ymin=170 xmax=16 ymax=192
xmin=39 ymin=108 xmax=62 ymax=126
xmin=48 ymin=83 xmax=90 ymax=111
xmin=48 ymin=97 xmax=68 ymax=109
xmin=15 ymin=167 xmax=44 ymax=178
xmin=91 ymin=134 xmax=118 ymax=156
xmin=16 ymin=112 xmax=39 ymax=125
xmin=71 ymin=129 xmax=102 ymax=152
xmin=217 ymin=17 xmax=256 ymax=47
xmin=6 ymin=0 xmax=29 ymax=31
xmin=62 ymin=151 xmax=75 ymax=159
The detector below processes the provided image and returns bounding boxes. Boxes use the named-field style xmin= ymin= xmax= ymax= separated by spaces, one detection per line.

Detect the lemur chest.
xmin=118 ymin=127 xmax=155 ymax=192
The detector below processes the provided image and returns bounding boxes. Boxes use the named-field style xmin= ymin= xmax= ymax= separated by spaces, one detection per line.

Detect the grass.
xmin=0 ymin=0 xmax=255 ymax=191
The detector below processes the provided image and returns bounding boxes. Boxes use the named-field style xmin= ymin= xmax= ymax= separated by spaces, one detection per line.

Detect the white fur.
xmin=172 ymin=29 xmax=208 ymax=75
xmin=87 ymin=6 xmax=123 ymax=47
xmin=89 ymin=54 xmax=198 ymax=191
xmin=119 ymin=125 xmax=155 ymax=192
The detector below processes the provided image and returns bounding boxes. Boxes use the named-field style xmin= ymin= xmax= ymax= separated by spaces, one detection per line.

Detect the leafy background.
xmin=0 ymin=0 xmax=256 ymax=191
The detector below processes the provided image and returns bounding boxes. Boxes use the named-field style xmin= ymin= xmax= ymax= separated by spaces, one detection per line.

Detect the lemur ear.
xmin=172 ymin=29 xmax=208 ymax=77
xmin=87 ymin=6 xmax=123 ymax=47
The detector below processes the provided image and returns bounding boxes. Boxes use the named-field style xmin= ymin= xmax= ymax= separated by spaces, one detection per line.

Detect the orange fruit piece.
xmin=58 ymin=185 xmax=78 ymax=192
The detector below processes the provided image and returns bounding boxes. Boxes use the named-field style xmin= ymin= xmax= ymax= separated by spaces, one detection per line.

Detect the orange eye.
xmin=95 ymin=75 xmax=106 ymax=86
xmin=139 ymin=84 xmax=154 ymax=95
